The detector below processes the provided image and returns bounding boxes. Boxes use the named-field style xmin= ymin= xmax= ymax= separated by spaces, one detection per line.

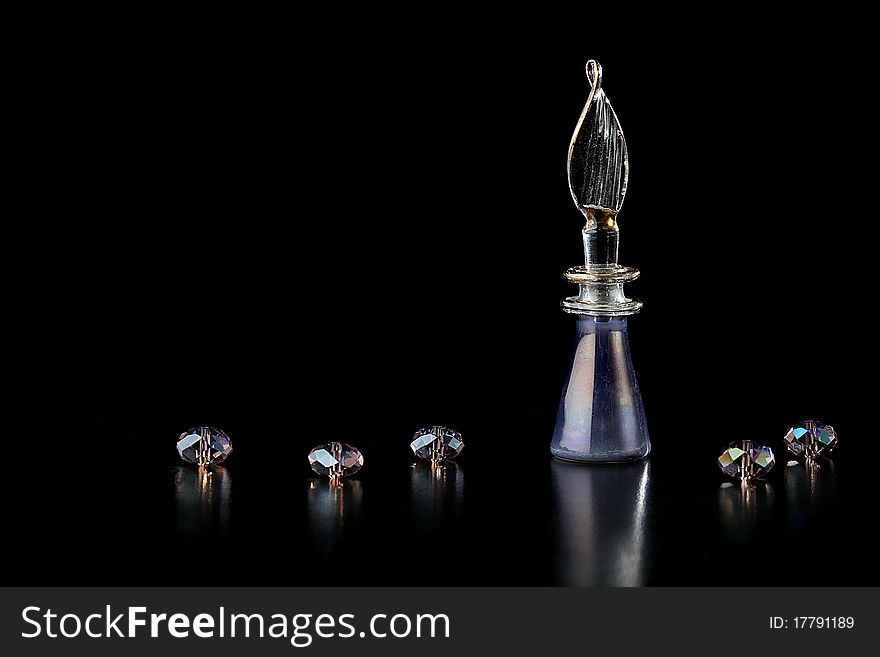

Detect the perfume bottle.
xmin=550 ymin=60 xmax=650 ymax=463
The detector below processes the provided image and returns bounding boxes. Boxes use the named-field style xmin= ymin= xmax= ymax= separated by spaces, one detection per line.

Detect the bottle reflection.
xmin=718 ymin=481 xmax=774 ymax=543
xmin=307 ymin=479 xmax=363 ymax=553
xmin=173 ymin=466 xmax=232 ymax=534
xmin=410 ymin=462 xmax=464 ymax=531
xmin=551 ymin=460 xmax=650 ymax=586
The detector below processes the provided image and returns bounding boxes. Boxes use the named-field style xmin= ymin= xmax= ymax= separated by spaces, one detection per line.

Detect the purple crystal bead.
xmin=308 ymin=442 xmax=364 ymax=478
xmin=551 ymin=316 xmax=650 ymax=463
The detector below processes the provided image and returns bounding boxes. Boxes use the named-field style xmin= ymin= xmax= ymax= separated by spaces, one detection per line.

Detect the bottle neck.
xmin=562 ymin=207 xmax=642 ymax=316
xmin=575 ymin=315 xmax=629 ymax=331
xmin=582 ymin=208 xmax=619 ymax=267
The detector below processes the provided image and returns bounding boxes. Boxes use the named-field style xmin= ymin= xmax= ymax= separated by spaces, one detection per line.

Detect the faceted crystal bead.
xmin=410 ymin=426 xmax=464 ymax=462
xmin=308 ymin=442 xmax=364 ymax=478
xmin=718 ymin=445 xmax=746 ymax=477
xmin=717 ymin=440 xmax=774 ymax=480
xmin=784 ymin=420 xmax=838 ymax=458
xmin=176 ymin=427 xmax=233 ymax=466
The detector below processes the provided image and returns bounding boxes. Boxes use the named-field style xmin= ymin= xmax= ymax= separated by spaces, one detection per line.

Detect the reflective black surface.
xmin=7 ymin=29 xmax=876 ymax=586
xmin=9 ymin=415 xmax=876 ymax=586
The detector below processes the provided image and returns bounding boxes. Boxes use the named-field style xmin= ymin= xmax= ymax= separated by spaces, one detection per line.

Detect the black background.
xmin=7 ymin=15 xmax=876 ymax=586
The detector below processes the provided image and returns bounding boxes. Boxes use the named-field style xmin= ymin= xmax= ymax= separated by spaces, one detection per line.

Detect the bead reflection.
xmin=410 ymin=462 xmax=464 ymax=530
xmin=307 ymin=478 xmax=363 ymax=551
xmin=551 ymin=460 xmax=650 ymax=586
xmin=785 ymin=459 xmax=836 ymax=535
xmin=784 ymin=459 xmax=837 ymax=544
xmin=718 ymin=481 xmax=774 ymax=543
xmin=173 ymin=466 xmax=232 ymax=534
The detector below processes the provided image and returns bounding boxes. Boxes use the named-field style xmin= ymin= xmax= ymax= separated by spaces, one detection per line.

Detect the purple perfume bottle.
xmin=550 ymin=60 xmax=650 ymax=463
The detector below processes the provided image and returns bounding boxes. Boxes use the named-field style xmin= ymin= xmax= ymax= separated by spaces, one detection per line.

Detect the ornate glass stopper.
xmin=551 ymin=61 xmax=650 ymax=463
xmin=563 ymin=60 xmax=640 ymax=316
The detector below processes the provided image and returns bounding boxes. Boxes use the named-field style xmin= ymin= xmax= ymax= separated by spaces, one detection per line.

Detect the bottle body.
xmin=551 ymin=315 xmax=649 ymax=463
